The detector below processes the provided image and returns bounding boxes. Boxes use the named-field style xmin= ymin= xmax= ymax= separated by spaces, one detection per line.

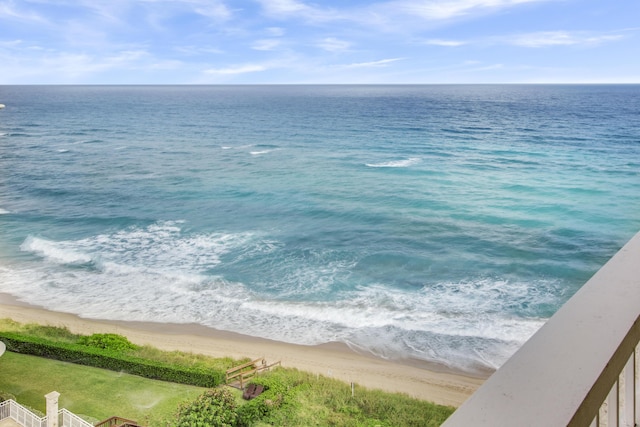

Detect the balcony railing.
xmin=443 ymin=231 xmax=640 ymax=427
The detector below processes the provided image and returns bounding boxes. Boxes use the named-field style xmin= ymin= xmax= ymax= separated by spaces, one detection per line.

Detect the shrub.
xmin=174 ymin=388 xmax=238 ymax=427
xmin=236 ymin=372 xmax=300 ymax=426
xmin=77 ymin=333 xmax=138 ymax=352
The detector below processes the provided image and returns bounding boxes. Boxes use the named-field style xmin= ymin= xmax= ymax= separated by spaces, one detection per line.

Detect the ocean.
xmin=1 ymin=85 xmax=639 ymax=375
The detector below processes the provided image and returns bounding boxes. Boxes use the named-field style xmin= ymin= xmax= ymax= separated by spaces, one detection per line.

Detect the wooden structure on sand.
xmin=225 ymin=357 xmax=281 ymax=390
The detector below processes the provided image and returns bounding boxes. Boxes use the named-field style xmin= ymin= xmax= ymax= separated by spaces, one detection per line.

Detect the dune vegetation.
xmin=0 ymin=319 xmax=454 ymax=426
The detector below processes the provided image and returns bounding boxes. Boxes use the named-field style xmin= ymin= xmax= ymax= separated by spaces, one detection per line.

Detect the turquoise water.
xmin=1 ymin=85 xmax=639 ymax=374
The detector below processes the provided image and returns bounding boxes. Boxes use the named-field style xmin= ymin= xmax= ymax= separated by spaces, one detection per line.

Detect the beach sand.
xmin=0 ymin=294 xmax=485 ymax=407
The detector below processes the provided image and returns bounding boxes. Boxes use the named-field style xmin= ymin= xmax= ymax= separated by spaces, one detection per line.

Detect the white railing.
xmin=0 ymin=400 xmax=46 ymax=427
xmin=590 ymin=342 xmax=638 ymax=427
xmin=0 ymin=400 xmax=94 ymax=427
xmin=443 ymin=231 xmax=640 ymax=427
xmin=59 ymin=408 xmax=93 ymax=427
xmin=590 ymin=346 xmax=640 ymax=427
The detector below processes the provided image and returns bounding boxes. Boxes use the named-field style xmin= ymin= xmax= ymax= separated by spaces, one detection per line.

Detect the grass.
xmin=247 ymin=368 xmax=455 ymax=427
xmin=0 ymin=351 xmax=206 ymax=426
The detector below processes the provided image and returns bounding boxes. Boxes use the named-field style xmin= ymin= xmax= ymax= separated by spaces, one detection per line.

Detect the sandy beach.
xmin=0 ymin=293 xmax=485 ymax=407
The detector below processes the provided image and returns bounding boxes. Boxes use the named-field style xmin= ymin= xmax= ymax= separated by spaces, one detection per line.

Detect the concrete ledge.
xmin=443 ymin=231 xmax=640 ymax=426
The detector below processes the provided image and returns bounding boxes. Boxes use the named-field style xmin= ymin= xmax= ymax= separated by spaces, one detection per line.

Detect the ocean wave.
xmin=12 ymin=220 xmax=559 ymax=375
xmin=221 ymin=144 xmax=255 ymax=150
xmin=365 ymin=158 xmax=421 ymax=168
xmin=0 ymin=208 xmax=9 ymax=214
xmin=0 ymin=252 xmax=550 ymax=374
xmin=250 ymin=145 xmax=281 ymax=156
xmin=21 ymin=236 xmax=94 ymax=266
xmin=18 ymin=221 xmax=268 ymax=274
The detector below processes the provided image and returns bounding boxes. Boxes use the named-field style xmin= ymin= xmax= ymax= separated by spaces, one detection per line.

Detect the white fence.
xmin=59 ymin=408 xmax=93 ymax=427
xmin=443 ymin=231 xmax=640 ymax=427
xmin=0 ymin=400 xmax=93 ymax=427
xmin=0 ymin=400 xmax=46 ymax=427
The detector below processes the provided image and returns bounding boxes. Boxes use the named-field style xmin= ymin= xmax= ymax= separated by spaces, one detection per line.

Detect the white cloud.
xmin=173 ymin=45 xmax=224 ymax=55
xmin=205 ymin=64 xmax=268 ymax=75
xmin=0 ymin=45 xmax=176 ymax=83
xmin=194 ymin=3 xmax=232 ymax=21
xmin=73 ymin=1 xmax=127 ymax=25
xmin=0 ymin=39 xmax=24 ymax=48
xmin=0 ymin=2 xmax=47 ymax=23
xmin=1 ymin=52 xmax=108 ymax=83
xmin=343 ymin=58 xmax=404 ymax=68
xmin=508 ymin=31 xmax=625 ymax=47
xmin=266 ymin=27 xmax=286 ymax=37
xmin=252 ymin=39 xmax=282 ymax=51
xmin=259 ymin=0 xmax=308 ymax=14
xmin=317 ymin=37 xmax=351 ymax=52
xmin=425 ymin=39 xmax=467 ymax=46
xmin=256 ymin=0 xmax=341 ymax=22
xmin=374 ymin=0 xmax=552 ymax=23
xmin=422 ymin=30 xmax=627 ymax=49
xmin=254 ymin=0 xmax=552 ymax=28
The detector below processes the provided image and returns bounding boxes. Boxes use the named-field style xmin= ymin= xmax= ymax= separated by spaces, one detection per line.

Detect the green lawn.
xmin=0 ymin=351 xmax=207 ymax=426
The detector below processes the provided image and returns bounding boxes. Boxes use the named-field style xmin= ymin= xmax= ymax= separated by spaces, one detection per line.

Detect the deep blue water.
xmin=1 ymin=85 xmax=639 ymax=374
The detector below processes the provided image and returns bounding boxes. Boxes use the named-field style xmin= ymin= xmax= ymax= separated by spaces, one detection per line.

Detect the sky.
xmin=1 ymin=0 xmax=639 ymax=84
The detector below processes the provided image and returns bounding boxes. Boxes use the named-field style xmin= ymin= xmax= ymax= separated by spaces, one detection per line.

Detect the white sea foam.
xmin=20 ymin=236 xmax=93 ymax=265
xmin=196 ymin=281 xmax=547 ymax=372
xmin=0 ymin=208 xmax=9 ymax=214
xmin=1 ymin=240 xmax=550 ymax=374
xmin=225 ymin=144 xmax=256 ymax=150
xmin=250 ymin=150 xmax=272 ymax=155
xmin=366 ymin=157 xmax=421 ymax=168
xmin=7 ymin=220 xmax=558 ymax=373
xmin=20 ymin=222 xmax=266 ymax=276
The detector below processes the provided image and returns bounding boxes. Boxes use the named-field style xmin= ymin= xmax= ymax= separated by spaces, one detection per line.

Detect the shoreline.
xmin=0 ymin=293 xmax=486 ymax=407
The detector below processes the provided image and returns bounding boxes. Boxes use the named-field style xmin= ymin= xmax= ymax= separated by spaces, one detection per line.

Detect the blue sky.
xmin=1 ymin=0 xmax=638 ymax=84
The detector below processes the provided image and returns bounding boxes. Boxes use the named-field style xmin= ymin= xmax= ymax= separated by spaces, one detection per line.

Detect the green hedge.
xmin=0 ymin=332 xmax=224 ymax=388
